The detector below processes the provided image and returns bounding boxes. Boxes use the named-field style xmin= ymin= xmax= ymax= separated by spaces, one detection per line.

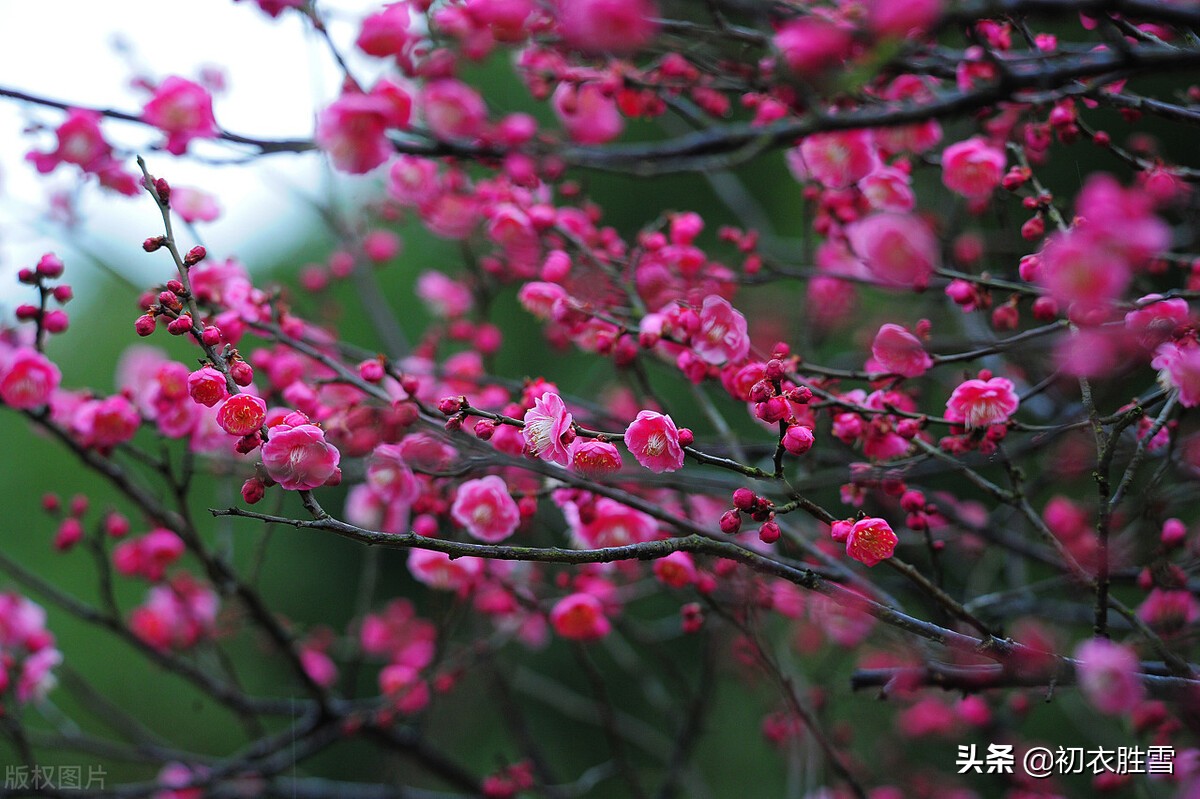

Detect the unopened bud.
xmin=135 ymin=313 xmax=157 ymax=337
xmin=184 ymin=245 xmax=207 ymax=267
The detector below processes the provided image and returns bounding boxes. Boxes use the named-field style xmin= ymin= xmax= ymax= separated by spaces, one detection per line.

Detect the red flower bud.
xmin=143 ymin=236 xmax=166 ymax=252
xmin=749 ymin=380 xmax=774 ymax=403
xmin=36 ymin=253 xmax=64 ymax=278
xmin=184 ymin=246 xmax=207 ymax=267
xmin=166 ymin=314 xmax=193 ymax=335
xmin=135 ymin=313 xmax=157 ymax=336
xmin=358 ymin=359 xmax=385 ymax=383
xmin=732 ymin=488 xmax=756 ymax=511
xmin=230 ymin=360 xmax=254 ymax=387
xmin=241 ymin=477 xmax=266 ymax=505
xmin=719 ymin=509 xmax=741 ymax=534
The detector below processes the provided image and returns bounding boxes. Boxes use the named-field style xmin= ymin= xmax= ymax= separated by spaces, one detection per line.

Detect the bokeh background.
xmin=0 ymin=1 xmax=1193 ymax=796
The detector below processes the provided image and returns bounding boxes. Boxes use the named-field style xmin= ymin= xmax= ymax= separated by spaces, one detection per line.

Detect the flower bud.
xmin=42 ymin=310 xmax=69 ymax=333
xmin=36 ymin=253 xmax=64 ymax=278
xmin=241 ymin=477 xmax=266 ymax=505
xmin=135 ymin=313 xmax=157 ymax=336
xmin=166 ymin=314 xmax=193 ymax=335
xmin=358 ymin=359 xmax=385 ymax=383
xmin=759 ymin=520 xmax=781 ymax=544
xmin=719 ymin=510 xmax=741 ymax=535
xmin=143 ymin=236 xmax=166 ymax=252
xmin=749 ymin=380 xmax=774 ymax=403
xmin=230 ymin=360 xmax=254 ymax=387
xmin=438 ymin=396 xmax=465 ymax=415
xmin=782 ymin=425 xmax=814 ymax=455
xmin=184 ymin=245 xmax=207 ymax=267
xmin=786 ymin=386 xmax=812 ymax=404
xmin=732 ymin=488 xmax=756 ymax=511
xmin=755 ymin=396 xmax=789 ymax=423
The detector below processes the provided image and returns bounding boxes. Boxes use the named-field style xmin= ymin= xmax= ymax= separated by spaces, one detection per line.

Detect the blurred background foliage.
xmin=0 ymin=11 xmax=1193 ymax=797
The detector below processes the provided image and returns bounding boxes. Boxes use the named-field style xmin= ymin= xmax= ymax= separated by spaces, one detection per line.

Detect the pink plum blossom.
xmin=379 ymin=663 xmax=430 ymax=714
xmin=624 ymin=410 xmax=686 ymax=473
xmin=451 ymin=475 xmax=521 ymax=542
xmin=945 ymin=376 xmax=1020 ymax=428
xmin=522 ymin=392 xmax=574 ymax=465
xmin=860 ymin=167 xmax=916 ymax=213
xmin=693 ymin=295 xmax=750 ymax=365
xmin=866 ymin=0 xmax=942 ymax=37
xmin=1036 ymin=231 xmax=1130 ymax=313
xmin=129 ymin=575 xmax=218 ymax=652
xmin=187 ymin=366 xmax=228 ymax=408
xmin=387 ymin=156 xmax=440 ymax=208
xmin=26 ymin=108 xmax=133 ymax=193
xmin=360 ymin=598 xmax=436 ymax=668
xmin=870 ymin=324 xmax=933 ymax=378
xmin=366 ymin=443 xmax=420 ymax=504
xmin=0 ymin=349 xmax=60 ymax=409
xmin=215 ymin=394 xmax=267 ymax=437
xmin=0 ymin=593 xmax=61 ymax=706
xmin=73 ymin=395 xmax=141 ymax=449
xmin=141 ymin=77 xmax=217 ymax=155
xmin=797 ymin=131 xmax=878 ymax=189
xmin=1125 ymin=295 xmax=1189 ymax=349
xmin=1137 ymin=588 xmax=1200 ymax=633
xmin=171 ymin=188 xmax=221 ymax=223
xmin=941 ymin=136 xmax=1006 ymax=199
xmin=356 ymin=2 xmax=414 ymax=57
xmin=1074 ymin=638 xmax=1144 ymax=715
xmin=569 ymin=497 xmax=657 ymax=549
xmin=113 ymin=528 xmax=186 ymax=582
xmin=845 ymin=517 xmax=898 ymax=566
xmin=846 ymin=213 xmax=940 ymax=289
xmin=1075 ymin=173 xmax=1169 ymax=265
xmin=653 ymin=551 xmax=696 ymax=588
xmin=317 ymin=87 xmax=412 ymax=174
xmin=550 ymin=592 xmax=611 ymax=641
xmin=416 ymin=271 xmax=474 ymax=318
xmin=1152 ymin=340 xmax=1200 ymax=407
xmin=261 ymin=420 xmax=341 ymax=490
xmin=421 ymin=79 xmax=487 ymax=141
xmin=568 ymin=439 xmax=623 ymax=476
xmin=774 ymin=18 xmax=854 ymax=75
xmin=552 ymin=83 xmax=624 ymax=145
xmin=407 ymin=549 xmax=484 ymax=591
xmin=557 ymin=0 xmax=658 ymax=54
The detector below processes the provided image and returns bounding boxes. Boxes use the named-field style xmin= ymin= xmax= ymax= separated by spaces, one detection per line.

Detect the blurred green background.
xmin=0 ymin=18 xmax=1194 ymax=799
